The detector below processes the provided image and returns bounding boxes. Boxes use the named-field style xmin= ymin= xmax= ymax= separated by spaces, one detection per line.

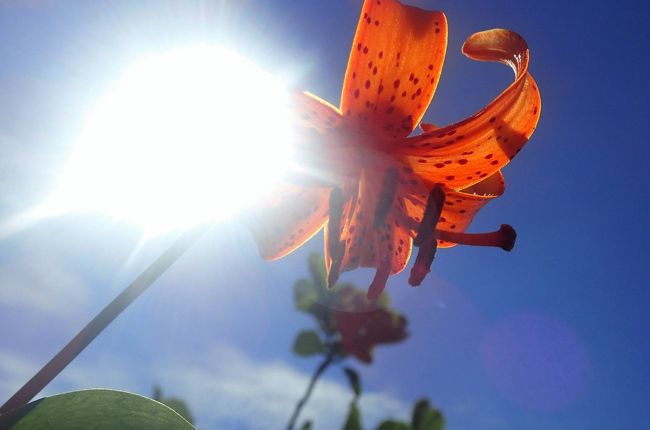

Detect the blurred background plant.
xmin=152 ymin=385 xmax=195 ymax=425
xmin=0 ymin=253 xmax=443 ymax=430
xmin=288 ymin=254 xmax=443 ymax=430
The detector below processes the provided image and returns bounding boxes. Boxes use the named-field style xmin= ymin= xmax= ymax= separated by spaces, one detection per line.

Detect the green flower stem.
xmin=0 ymin=226 xmax=208 ymax=415
xmin=286 ymin=352 xmax=335 ymax=430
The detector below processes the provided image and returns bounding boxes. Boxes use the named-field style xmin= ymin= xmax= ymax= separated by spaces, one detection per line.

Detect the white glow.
xmin=46 ymin=46 xmax=293 ymax=233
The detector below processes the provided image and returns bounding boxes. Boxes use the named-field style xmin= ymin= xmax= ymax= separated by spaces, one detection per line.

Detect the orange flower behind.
xmin=335 ymin=307 xmax=408 ymax=364
xmin=246 ymin=0 xmax=541 ymax=298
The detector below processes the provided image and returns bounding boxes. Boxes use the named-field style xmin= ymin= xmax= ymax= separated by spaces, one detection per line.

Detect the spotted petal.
xmin=437 ymin=171 xmax=505 ymax=247
xmin=289 ymin=91 xmax=342 ymax=133
xmin=340 ymin=0 xmax=447 ymax=137
xmin=399 ymin=171 xmax=505 ymax=248
xmin=245 ymin=185 xmax=329 ymax=260
xmin=398 ymin=29 xmax=541 ymax=191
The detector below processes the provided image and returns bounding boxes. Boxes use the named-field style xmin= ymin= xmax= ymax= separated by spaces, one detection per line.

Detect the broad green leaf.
xmin=0 ymin=389 xmax=195 ymax=430
xmin=375 ymin=420 xmax=411 ymax=430
xmin=343 ymin=367 xmax=362 ymax=398
xmin=342 ymin=401 xmax=362 ymax=430
xmin=293 ymin=330 xmax=325 ymax=356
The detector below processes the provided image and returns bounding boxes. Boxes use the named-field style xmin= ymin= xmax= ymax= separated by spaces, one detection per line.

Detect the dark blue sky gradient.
xmin=0 ymin=1 xmax=648 ymax=429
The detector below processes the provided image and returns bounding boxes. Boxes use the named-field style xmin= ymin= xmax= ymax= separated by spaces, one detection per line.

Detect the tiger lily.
xmin=335 ymin=306 xmax=408 ymax=364
xmin=246 ymin=0 xmax=541 ymax=299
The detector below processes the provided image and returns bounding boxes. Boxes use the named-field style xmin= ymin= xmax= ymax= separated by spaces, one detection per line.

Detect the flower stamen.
xmin=327 ymin=187 xmax=346 ymax=288
xmin=413 ymin=186 xmax=445 ymax=247
xmin=367 ymin=254 xmax=392 ymax=300
xmin=373 ymin=167 xmax=399 ymax=228
xmin=436 ymin=224 xmax=517 ymax=251
xmin=409 ymin=185 xmax=445 ymax=286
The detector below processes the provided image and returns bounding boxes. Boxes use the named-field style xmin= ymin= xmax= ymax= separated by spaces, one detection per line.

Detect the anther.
xmin=373 ymin=167 xmax=399 ymax=228
xmin=408 ymin=241 xmax=436 ymax=286
xmin=435 ymin=224 xmax=517 ymax=251
xmin=327 ymin=187 xmax=345 ymax=288
xmin=367 ymin=254 xmax=392 ymax=300
xmin=409 ymin=185 xmax=445 ymax=286
xmin=413 ymin=185 xmax=445 ymax=247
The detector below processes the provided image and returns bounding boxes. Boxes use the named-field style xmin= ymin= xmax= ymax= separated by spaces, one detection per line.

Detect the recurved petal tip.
xmin=462 ymin=29 xmax=529 ymax=77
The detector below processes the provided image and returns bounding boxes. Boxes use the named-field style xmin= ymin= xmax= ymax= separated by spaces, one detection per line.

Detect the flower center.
xmin=290 ymin=122 xmax=396 ymax=186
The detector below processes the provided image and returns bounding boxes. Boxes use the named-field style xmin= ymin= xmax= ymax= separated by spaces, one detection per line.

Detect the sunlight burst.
xmin=47 ymin=46 xmax=294 ymax=233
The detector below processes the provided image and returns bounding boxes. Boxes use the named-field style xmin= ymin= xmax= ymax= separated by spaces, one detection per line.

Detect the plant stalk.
xmin=0 ymin=226 xmax=208 ymax=415
xmin=286 ymin=352 xmax=335 ymax=430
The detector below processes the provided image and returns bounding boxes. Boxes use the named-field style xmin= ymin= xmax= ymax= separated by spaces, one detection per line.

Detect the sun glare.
xmin=46 ymin=46 xmax=294 ymax=233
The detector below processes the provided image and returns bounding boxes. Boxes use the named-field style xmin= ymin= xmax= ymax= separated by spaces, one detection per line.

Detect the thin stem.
xmin=0 ymin=226 xmax=208 ymax=415
xmin=286 ymin=352 xmax=335 ymax=430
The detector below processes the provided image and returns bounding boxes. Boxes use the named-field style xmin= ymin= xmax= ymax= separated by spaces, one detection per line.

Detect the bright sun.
xmin=46 ymin=46 xmax=294 ymax=233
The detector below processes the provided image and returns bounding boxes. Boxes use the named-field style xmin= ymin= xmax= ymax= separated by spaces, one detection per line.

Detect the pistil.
xmin=327 ymin=187 xmax=345 ymax=288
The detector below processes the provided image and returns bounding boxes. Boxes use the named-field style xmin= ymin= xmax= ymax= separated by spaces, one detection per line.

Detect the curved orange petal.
xmin=340 ymin=0 xmax=447 ymax=137
xmin=385 ymin=217 xmax=413 ymax=273
xmin=285 ymin=91 xmax=346 ymax=186
xmin=289 ymin=91 xmax=342 ymax=133
xmin=436 ymin=171 xmax=505 ymax=248
xmin=398 ymin=29 xmax=541 ymax=190
xmin=245 ymin=184 xmax=329 ymax=260
xmin=335 ymin=174 xmax=374 ymax=274
xmin=419 ymin=122 xmax=438 ymax=132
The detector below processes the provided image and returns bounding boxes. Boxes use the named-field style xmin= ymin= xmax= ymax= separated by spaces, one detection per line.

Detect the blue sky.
xmin=0 ymin=0 xmax=648 ymax=429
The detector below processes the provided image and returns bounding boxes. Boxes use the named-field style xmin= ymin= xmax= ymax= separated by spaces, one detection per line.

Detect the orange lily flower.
xmin=247 ymin=0 xmax=541 ymax=299
xmin=335 ymin=306 xmax=408 ymax=364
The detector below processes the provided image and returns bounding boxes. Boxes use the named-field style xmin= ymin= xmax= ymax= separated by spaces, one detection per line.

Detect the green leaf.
xmin=157 ymin=398 xmax=194 ymax=425
xmin=414 ymin=410 xmax=444 ymax=430
xmin=294 ymin=279 xmax=319 ymax=313
xmin=293 ymin=330 xmax=325 ymax=356
xmin=411 ymin=399 xmax=429 ymax=428
xmin=342 ymin=401 xmax=362 ymax=430
xmin=343 ymin=367 xmax=362 ymax=398
xmin=299 ymin=420 xmax=313 ymax=430
xmin=375 ymin=420 xmax=411 ymax=430
xmin=0 ymin=389 xmax=195 ymax=430
xmin=411 ymin=399 xmax=444 ymax=430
